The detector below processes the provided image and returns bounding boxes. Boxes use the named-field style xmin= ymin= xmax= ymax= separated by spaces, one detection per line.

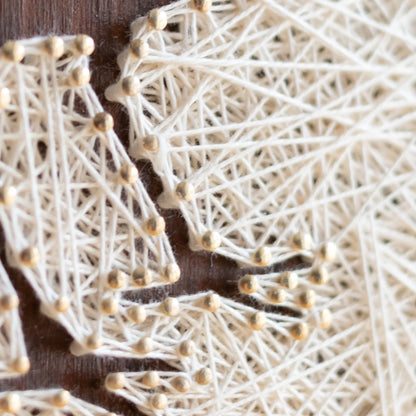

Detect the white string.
xmin=106 ymin=0 xmax=416 ymax=414
xmin=108 ymin=0 xmax=416 ymax=266
xmin=0 ymin=260 xmax=27 ymax=379
xmin=0 ymin=390 xmax=109 ymax=416
xmin=105 ymin=290 xmax=340 ymax=416
xmin=0 ymin=0 xmax=415 ymax=413
xmin=0 ymin=35 xmax=178 ymax=356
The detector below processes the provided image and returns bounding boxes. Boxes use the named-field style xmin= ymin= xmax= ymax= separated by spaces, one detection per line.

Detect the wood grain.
xmin=0 ymin=2 xmax=297 ymax=414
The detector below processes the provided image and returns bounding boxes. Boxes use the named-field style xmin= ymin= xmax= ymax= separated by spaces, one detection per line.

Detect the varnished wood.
xmin=0 ymin=2 xmax=300 ymax=415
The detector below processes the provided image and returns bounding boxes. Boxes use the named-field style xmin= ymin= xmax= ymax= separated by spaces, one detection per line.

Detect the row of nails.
xmin=105 ymin=369 xmax=212 ymax=410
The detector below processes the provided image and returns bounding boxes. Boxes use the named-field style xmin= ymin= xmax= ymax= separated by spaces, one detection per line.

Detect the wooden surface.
xmin=0 ymin=2 xmax=296 ymax=414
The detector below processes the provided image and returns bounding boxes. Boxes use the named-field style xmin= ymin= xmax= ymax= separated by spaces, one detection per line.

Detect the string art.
xmin=0 ymin=260 xmax=28 ymax=379
xmin=0 ymin=390 xmax=109 ymax=416
xmin=0 ymin=27 xmax=340 ymax=416
xmin=0 ymin=0 xmax=415 ymax=415
xmin=106 ymin=0 xmax=416 ymax=414
xmin=0 ymin=35 xmax=178 ymax=357
xmin=108 ymin=0 xmax=416 ymax=267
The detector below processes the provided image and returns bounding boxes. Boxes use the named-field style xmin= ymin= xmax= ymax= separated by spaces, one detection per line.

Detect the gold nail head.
xmin=146 ymin=215 xmax=166 ymax=236
xmin=320 ymin=308 xmax=332 ymax=330
xmin=310 ymin=265 xmax=329 ymax=285
xmin=54 ymin=296 xmax=70 ymax=313
xmin=2 ymin=41 xmax=25 ymax=62
xmin=74 ymin=34 xmax=95 ymax=55
xmin=0 ymin=393 xmax=21 ymax=414
xmin=178 ymin=339 xmax=196 ymax=357
xmin=151 ymin=393 xmax=168 ymax=410
xmin=135 ymin=336 xmax=153 ymax=355
xmin=119 ymin=163 xmax=139 ymax=184
xmin=163 ymin=263 xmax=181 ymax=283
xmin=143 ymin=134 xmax=159 ymax=152
xmin=0 ymin=185 xmax=17 ymax=206
xmin=203 ymin=293 xmax=221 ymax=312
xmin=142 ymin=370 xmax=160 ymax=388
xmin=107 ymin=269 xmax=126 ymax=290
xmin=290 ymin=322 xmax=309 ymax=340
xmin=193 ymin=0 xmax=212 ymax=12
xmin=0 ymin=87 xmax=11 ymax=109
xmin=53 ymin=390 xmax=70 ymax=408
xmin=105 ymin=372 xmax=125 ymax=390
xmin=318 ymin=242 xmax=337 ymax=262
xmin=278 ymin=271 xmax=298 ymax=290
xmin=101 ymin=297 xmax=118 ymax=314
xmin=148 ymin=9 xmax=168 ymax=31
xmin=201 ymin=230 xmax=221 ymax=251
xmin=161 ymin=297 xmax=180 ymax=317
xmin=131 ymin=266 xmax=152 ymax=287
xmin=20 ymin=246 xmax=40 ymax=267
xmin=172 ymin=376 xmax=191 ymax=393
xmin=249 ymin=311 xmax=266 ymax=330
xmin=127 ymin=305 xmax=147 ymax=323
xmin=195 ymin=368 xmax=212 ymax=385
xmin=130 ymin=38 xmax=149 ymax=59
xmin=11 ymin=356 xmax=30 ymax=374
xmin=292 ymin=232 xmax=312 ymax=250
xmin=298 ymin=289 xmax=316 ymax=309
xmin=43 ymin=36 xmax=65 ymax=58
xmin=253 ymin=246 xmax=271 ymax=267
xmin=70 ymin=66 xmax=90 ymax=87
xmin=0 ymin=294 xmax=19 ymax=311
xmin=121 ymin=76 xmax=141 ymax=96
xmin=238 ymin=274 xmax=258 ymax=294
xmin=175 ymin=181 xmax=195 ymax=202
xmin=85 ymin=333 xmax=102 ymax=350
xmin=93 ymin=112 xmax=114 ymax=133
xmin=268 ymin=288 xmax=286 ymax=304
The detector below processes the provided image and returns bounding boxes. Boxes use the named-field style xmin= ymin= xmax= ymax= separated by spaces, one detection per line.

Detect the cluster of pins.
xmin=200 ymin=227 xmax=337 ymax=266
xmin=0 ymin=390 xmax=71 ymax=414
xmin=81 ymin=293 xmax=219 ymax=354
xmin=1 ymin=35 xmax=94 ymax=109
xmin=0 ymin=34 xmax=169 ymax=283
xmin=105 ymin=368 xmax=213 ymax=411
xmin=110 ymin=1 xmax=212 ymax=103
xmin=40 ymin=262 xmax=180 ymax=324
xmin=104 ymin=293 xmax=220 ymax=412
xmin=239 ymin=232 xmax=337 ymax=341
xmin=0 ymin=291 xmax=30 ymax=376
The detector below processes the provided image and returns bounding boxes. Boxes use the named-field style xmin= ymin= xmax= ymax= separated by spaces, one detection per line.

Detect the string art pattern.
xmin=109 ymin=0 xmax=416 ymax=266
xmin=0 ymin=31 xmax=341 ymax=415
xmin=0 ymin=0 xmax=416 ymax=415
xmin=105 ymin=285 xmax=339 ymax=416
xmin=0 ymin=260 xmax=28 ymax=379
xmin=106 ymin=0 xmax=416 ymax=414
xmin=0 ymin=35 xmax=178 ymax=357
xmin=0 ymin=390 xmax=109 ymax=416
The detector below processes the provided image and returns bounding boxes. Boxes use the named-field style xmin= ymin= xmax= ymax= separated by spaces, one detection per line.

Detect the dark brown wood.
xmin=0 ymin=2 xmax=299 ymax=415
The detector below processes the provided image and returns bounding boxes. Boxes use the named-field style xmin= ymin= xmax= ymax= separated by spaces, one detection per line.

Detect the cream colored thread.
xmin=105 ymin=291 xmax=326 ymax=415
xmin=0 ymin=390 xmax=109 ymax=415
xmin=106 ymin=0 xmax=416 ymax=413
xmin=0 ymin=35 xmax=178 ymax=356
xmin=108 ymin=0 xmax=416 ymax=268
xmin=0 ymin=261 xmax=28 ymax=379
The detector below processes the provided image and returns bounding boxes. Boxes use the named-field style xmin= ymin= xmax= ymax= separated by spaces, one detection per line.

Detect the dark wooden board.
xmin=0 ymin=2 xmax=296 ymax=414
